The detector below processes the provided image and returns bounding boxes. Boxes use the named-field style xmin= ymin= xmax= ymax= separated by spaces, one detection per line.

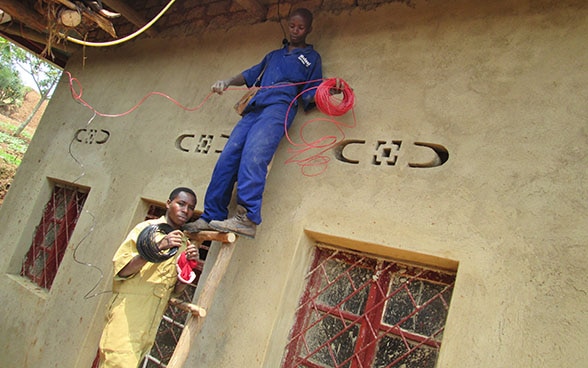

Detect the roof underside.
xmin=0 ymin=0 xmax=410 ymax=68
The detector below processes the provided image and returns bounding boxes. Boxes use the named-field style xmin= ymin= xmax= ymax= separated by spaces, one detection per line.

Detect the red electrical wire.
xmin=65 ymin=71 xmax=215 ymax=117
xmin=65 ymin=71 xmax=356 ymax=176
xmin=284 ymin=77 xmax=357 ymax=177
xmin=315 ymin=78 xmax=355 ymax=116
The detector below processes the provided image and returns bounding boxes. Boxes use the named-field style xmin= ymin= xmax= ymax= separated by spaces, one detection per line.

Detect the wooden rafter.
xmin=0 ymin=22 xmax=78 ymax=54
xmin=0 ymin=0 xmax=47 ymax=33
xmin=48 ymin=0 xmax=117 ymax=38
xmin=103 ymin=0 xmax=158 ymax=37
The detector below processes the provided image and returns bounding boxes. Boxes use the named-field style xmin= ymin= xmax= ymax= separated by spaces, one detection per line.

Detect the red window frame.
xmin=283 ymin=245 xmax=456 ymax=368
xmin=21 ymin=184 xmax=89 ymax=289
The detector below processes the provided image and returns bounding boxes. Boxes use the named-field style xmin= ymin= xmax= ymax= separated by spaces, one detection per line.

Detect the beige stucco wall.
xmin=0 ymin=0 xmax=587 ymax=367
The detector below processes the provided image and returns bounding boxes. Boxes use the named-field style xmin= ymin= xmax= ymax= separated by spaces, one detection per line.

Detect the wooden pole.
xmin=50 ymin=0 xmax=117 ymax=38
xmin=184 ymin=230 xmax=236 ymax=243
xmin=167 ymin=238 xmax=237 ymax=367
xmin=169 ymin=297 xmax=207 ymax=317
xmin=102 ymin=0 xmax=159 ymax=37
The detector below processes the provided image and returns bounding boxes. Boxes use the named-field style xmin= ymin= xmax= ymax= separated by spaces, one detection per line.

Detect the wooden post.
xmin=169 ymin=297 xmax=207 ymax=318
xmin=50 ymin=0 xmax=117 ymax=37
xmin=184 ymin=230 xmax=237 ymax=243
xmin=167 ymin=237 xmax=237 ymax=367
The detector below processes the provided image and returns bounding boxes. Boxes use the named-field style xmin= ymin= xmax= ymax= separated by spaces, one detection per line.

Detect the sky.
xmin=17 ymin=67 xmax=38 ymax=91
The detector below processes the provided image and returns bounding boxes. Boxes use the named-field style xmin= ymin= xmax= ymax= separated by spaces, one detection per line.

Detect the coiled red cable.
xmin=283 ymin=77 xmax=357 ymax=176
xmin=314 ymin=78 xmax=355 ymax=117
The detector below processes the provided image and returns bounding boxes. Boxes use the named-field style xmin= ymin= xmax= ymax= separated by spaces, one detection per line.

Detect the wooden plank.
xmin=81 ymin=8 xmax=117 ymax=38
xmin=0 ymin=22 xmax=79 ymax=54
xmin=52 ymin=0 xmax=77 ymax=10
xmin=167 ymin=240 xmax=237 ymax=367
xmin=169 ymin=297 xmax=207 ymax=317
xmin=50 ymin=0 xmax=117 ymax=38
xmin=0 ymin=0 xmax=47 ymax=32
xmin=103 ymin=0 xmax=159 ymax=37
xmin=184 ymin=230 xmax=237 ymax=243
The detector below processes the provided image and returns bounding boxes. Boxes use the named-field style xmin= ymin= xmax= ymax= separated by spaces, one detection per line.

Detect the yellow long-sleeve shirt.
xmin=99 ymin=216 xmax=187 ymax=368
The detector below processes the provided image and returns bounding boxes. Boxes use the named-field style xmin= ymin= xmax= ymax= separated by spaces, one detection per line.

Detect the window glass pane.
xmin=31 ymin=253 xmax=46 ymax=278
xmin=43 ymin=225 xmax=55 ymax=248
xmin=54 ymin=189 xmax=67 ymax=219
xmin=383 ymin=274 xmax=453 ymax=339
xmin=375 ymin=334 xmax=438 ymax=368
xmin=317 ymin=258 xmax=371 ymax=315
xmin=401 ymin=282 xmax=449 ymax=337
xmin=382 ymin=274 xmax=414 ymax=328
xmin=306 ymin=313 xmax=358 ymax=368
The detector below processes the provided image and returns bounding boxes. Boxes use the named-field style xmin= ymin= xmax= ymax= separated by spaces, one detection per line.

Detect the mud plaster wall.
xmin=0 ymin=0 xmax=587 ymax=367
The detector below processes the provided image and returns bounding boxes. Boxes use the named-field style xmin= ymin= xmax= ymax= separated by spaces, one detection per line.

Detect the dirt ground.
xmin=2 ymin=90 xmax=45 ymax=134
xmin=0 ymin=91 xmax=47 ymax=206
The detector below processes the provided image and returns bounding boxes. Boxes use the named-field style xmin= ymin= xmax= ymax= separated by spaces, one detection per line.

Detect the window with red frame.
xmin=21 ymin=184 xmax=89 ymax=290
xmin=283 ymin=245 xmax=456 ymax=368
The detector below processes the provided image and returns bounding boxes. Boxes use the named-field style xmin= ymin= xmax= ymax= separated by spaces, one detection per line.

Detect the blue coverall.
xmin=201 ymin=44 xmax=323 ymax=225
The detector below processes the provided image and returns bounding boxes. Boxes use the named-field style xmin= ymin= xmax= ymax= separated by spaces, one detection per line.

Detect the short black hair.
xmin=168 ymin=187 xmax=196 ymax=202
xmin=290 ymin=8 xmax=313 ymax=27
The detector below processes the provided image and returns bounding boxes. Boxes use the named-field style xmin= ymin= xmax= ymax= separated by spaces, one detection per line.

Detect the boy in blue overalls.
xmin=184 ymin=8 xmax=322 ymax=238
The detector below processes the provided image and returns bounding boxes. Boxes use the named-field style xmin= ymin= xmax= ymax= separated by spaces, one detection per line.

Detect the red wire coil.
xmin=315 ymin=78 xmax=355 ymax=117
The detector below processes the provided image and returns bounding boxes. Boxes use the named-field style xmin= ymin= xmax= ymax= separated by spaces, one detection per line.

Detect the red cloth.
xmin=176 ymin=251 xmax=198 ymax=284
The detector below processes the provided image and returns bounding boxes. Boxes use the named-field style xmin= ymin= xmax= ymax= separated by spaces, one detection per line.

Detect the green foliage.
xmin=0 ymin=37 xmax=61 ymax=98
xmin=0 ymin=54 xmax=24 ymax=108
xmin=1 ymin=37 xmax=62 ymax=136
xmin=0 ymin=122 xmax=30 ymax=166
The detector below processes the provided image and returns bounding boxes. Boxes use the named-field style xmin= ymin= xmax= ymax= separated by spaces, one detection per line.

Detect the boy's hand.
xmin=159 ymin=230 xmax=184 ymax=250
xmin=185 ymin=243 xmax=199 ymax=261
xmin=329 ymin=78 xmax=343 ymax=95
xmin=211 ymin=80 xmax=228 ymax=94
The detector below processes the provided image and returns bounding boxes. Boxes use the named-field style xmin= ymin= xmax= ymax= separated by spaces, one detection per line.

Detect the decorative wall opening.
xmin=20 ymin=183 xmax=89 ymax=290
xmin=282 ymin=244 xmax=456 ymax=368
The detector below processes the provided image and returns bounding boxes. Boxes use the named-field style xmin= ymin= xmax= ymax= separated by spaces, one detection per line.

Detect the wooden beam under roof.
xmin=0 ymin=0 xmax=47 ymax=33
xmin=0 ymin=29 xmax=71 ymax=67
xmin=0 ymin=21 xmax=79 ymax=54
xmin=0 ymin=26 xmax=45 ymax=47
xmin=103 ymin=0 xmax=159 ymax=37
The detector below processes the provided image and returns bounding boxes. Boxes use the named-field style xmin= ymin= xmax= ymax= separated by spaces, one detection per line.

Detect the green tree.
xmin=0 ymin=42 xmax=25 ymax=110
xmin=0 ymin=37 xmax=62 ymax=136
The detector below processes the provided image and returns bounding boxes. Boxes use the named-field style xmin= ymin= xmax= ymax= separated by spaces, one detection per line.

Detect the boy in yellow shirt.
xmin=98 ymin=187 xmax=199 ymax=367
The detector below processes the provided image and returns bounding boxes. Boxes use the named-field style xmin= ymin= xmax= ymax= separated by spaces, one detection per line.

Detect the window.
xmin=283 ymin=245 xmax=456 ymax=368
xmin=20 ymin=184 xmax=89 ymax=289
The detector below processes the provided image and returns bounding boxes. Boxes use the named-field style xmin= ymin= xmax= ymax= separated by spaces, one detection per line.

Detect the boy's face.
xmin=166 ymin=191 xmax=196 ymax=228
xmin=288 ymin=14 xmax=312 ymax=46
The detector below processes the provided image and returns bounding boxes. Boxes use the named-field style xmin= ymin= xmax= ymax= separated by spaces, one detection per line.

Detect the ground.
xmin=0 ymin=91 xmax=46 ymax=206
